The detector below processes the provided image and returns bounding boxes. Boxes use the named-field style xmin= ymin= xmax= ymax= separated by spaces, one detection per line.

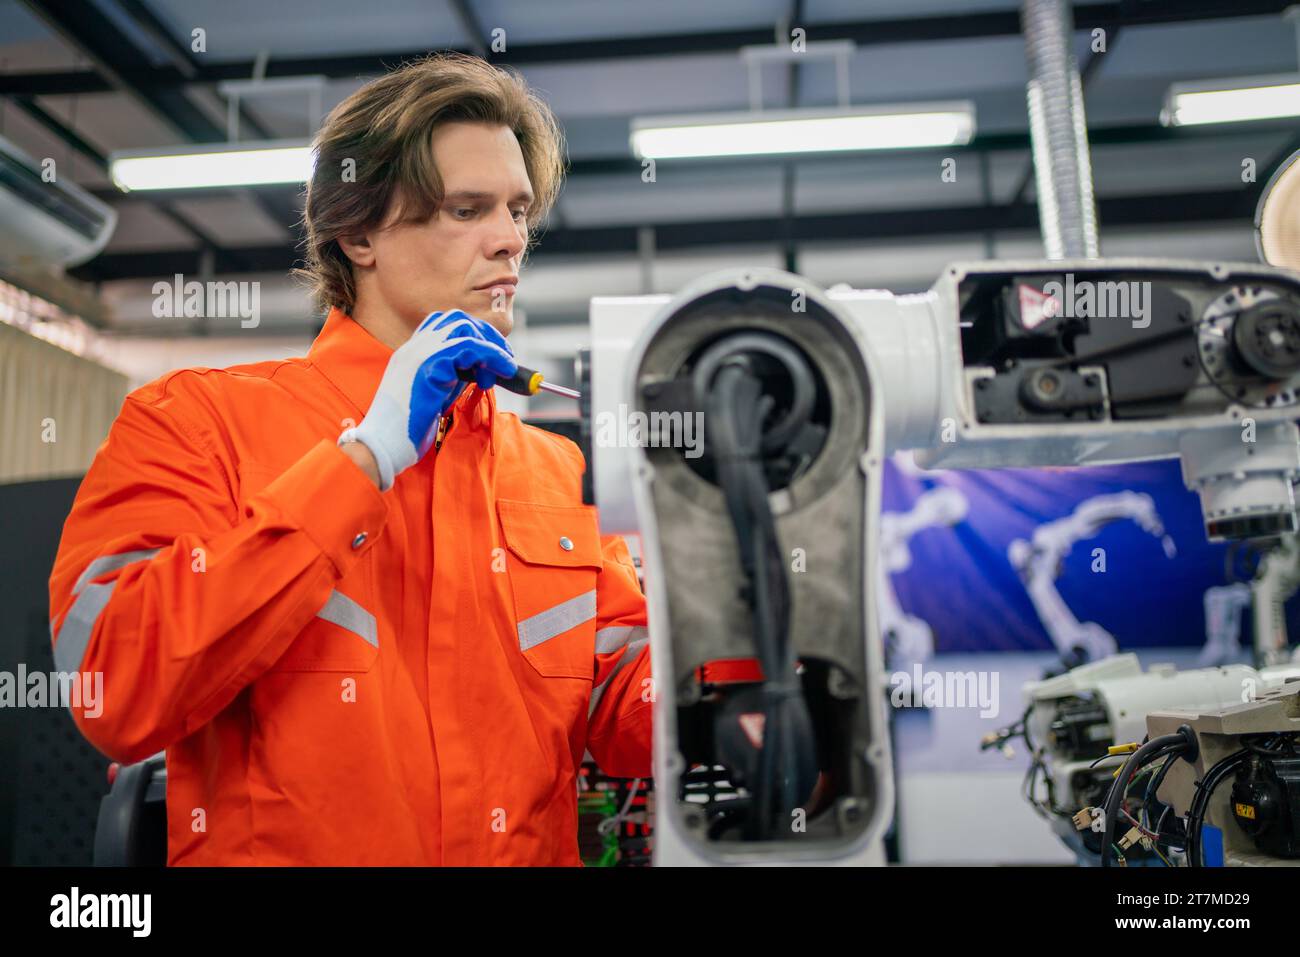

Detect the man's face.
xmin=366 ymin=121 xmax=532 ymax=338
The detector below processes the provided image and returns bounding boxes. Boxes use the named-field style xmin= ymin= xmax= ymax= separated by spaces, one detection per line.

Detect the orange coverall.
xmin=47 ymin=307 xmax=653 ymax=865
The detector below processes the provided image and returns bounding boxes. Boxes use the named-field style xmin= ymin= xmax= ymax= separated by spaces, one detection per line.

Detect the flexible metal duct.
xmin=1022 ymin=0 xmax=1101 ymax=258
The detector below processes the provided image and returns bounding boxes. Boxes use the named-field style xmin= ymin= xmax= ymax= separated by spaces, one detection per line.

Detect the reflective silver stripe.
xmin=54 ymin=582 xmax=116 ymax=674
xmin=595 ymin=624 xmax=646 ymax=656
xmin=315 ymin=590 xmax=378 ymax=648
xmin=71 ymin=548 xmax=162 ymax=596
xmin=589 ymin=636 xmax=649 ymax=718
xmin=54 ymin=548 xmax=163 ymax=673
xmin=518 ymin=589 xmax=597 ymax=652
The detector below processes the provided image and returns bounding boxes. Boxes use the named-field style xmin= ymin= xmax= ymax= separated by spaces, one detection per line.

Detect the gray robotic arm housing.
xmin=597 ymin=271 xmax=890 ymax=864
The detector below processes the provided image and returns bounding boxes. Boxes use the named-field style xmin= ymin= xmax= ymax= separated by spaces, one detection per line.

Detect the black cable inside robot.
xmin=695 ymin=334 xmax=821 ymax=839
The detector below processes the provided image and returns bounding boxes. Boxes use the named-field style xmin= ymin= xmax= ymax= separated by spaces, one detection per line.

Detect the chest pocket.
xmin=237 ymin=460 xmax=380 ymax=674
xmin=497 ymin=499 xmax=603 ymax=680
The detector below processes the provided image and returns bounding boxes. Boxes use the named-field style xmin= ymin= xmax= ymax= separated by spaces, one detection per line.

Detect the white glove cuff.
xmin=338 ymin=427 xmax=397 ymax=493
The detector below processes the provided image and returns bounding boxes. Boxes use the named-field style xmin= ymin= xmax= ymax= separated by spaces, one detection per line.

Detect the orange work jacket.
xmin=48 ymin=307 xmax=653 ymax=865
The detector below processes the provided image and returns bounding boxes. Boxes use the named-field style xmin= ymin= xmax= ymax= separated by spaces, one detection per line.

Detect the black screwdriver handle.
xmin=456 ymin=363 xmax=544 ymax=396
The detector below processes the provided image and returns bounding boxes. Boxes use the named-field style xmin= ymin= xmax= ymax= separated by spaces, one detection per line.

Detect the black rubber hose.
xmin=1186 ymin=750 xmax=1249 ymax=867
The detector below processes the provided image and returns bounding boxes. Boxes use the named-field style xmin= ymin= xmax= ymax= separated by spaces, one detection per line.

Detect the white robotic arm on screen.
xmin=879 ymin=485 xmax=968 ymax=671
xmin=1252 ymin=534 xmax=1300 ymax=666
xmin=581 ymin=257 xmax=1300 ymax=866
xmin=1198 ymin=581 xmax=1253 ymax=667
xmin=1008 ymin=491 xmax=1177 ymax=666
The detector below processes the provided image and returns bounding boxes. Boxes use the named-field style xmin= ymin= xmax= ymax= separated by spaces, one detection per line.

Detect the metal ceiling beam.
xmin=113 ymin=0 xmax=274 ymax=141
xmin=10 ymin=93 xmax=107 ymax=166
xmin=2 ymin=0 xmax=1292 ymax=95
xmin=448 ymin=0 xmax=490 ymax=59
xmin=18 ymin=0 xmax=225 ymax=142
xmin=112 ymin=0 xmax=199 ymax=80
xmin=70 ymin=187 xmax=1264 ymax=283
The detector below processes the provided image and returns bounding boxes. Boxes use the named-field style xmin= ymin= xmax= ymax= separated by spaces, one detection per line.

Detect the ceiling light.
xmin=1161 ymin=75 xmax=1300 ymax=127
xmin=109 ymin=140 xmax=314 ymax=191
xmin=630 ymin=104 xmax=976 ymax=160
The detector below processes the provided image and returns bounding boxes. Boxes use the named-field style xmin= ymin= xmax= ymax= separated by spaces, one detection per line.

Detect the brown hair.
xmin=296 ymin=52 xmax=566 ymax=315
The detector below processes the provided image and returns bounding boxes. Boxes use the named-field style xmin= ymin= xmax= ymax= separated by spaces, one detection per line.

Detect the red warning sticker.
xmin=739 ymin=712 xmax=766 ymax=749
xmin=1018 ymin=284 xmax=1062 ymax=330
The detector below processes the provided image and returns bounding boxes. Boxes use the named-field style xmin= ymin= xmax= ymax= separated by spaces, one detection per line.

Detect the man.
xmin=48 ymin=53 xmax=652 ymax=866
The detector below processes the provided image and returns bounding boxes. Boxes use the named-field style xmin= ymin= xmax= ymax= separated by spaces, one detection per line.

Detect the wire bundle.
xmin=705 ymin=355 xmax=816 ymax=839
xmin=1100 ymin=727 xmax=1196 ymax=867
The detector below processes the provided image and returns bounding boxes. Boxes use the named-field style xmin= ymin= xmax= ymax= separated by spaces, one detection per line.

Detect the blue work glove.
xmin=338 ymin=310 xmax=516 ymax=490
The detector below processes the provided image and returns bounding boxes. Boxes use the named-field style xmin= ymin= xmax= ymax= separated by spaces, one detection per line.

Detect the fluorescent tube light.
xmin=630 ymin=104 xmax=975 ymax=159
xmin=1162 ymin=75 xmax=1300 ymax=127
xmin=109 ymin=140 xmax=314 ymax=191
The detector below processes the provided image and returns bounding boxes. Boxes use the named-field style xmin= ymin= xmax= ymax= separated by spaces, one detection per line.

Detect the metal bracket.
xmin=739 ymin=40 xmax=856 ymax=111
xmin=217 ymin=72 xmax=326 ymax=142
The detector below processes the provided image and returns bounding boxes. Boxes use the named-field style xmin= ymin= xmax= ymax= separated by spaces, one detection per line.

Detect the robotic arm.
xmin=1253 ymin=534 xmax=1300 ymax=666
xmin=1009 ymin=491 xmax=1177 ymax=668
xmin=880 ymin=485 xmax=968 ymax=671
xmin=582 ymin=257 xmax=1300 ymax=865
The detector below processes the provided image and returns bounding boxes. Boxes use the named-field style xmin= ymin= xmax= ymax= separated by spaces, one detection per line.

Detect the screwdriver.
xmin=456 ymin=363 xmax=580 ymax=399
xmin=424 ymin=363 xmax=580 ymax=455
